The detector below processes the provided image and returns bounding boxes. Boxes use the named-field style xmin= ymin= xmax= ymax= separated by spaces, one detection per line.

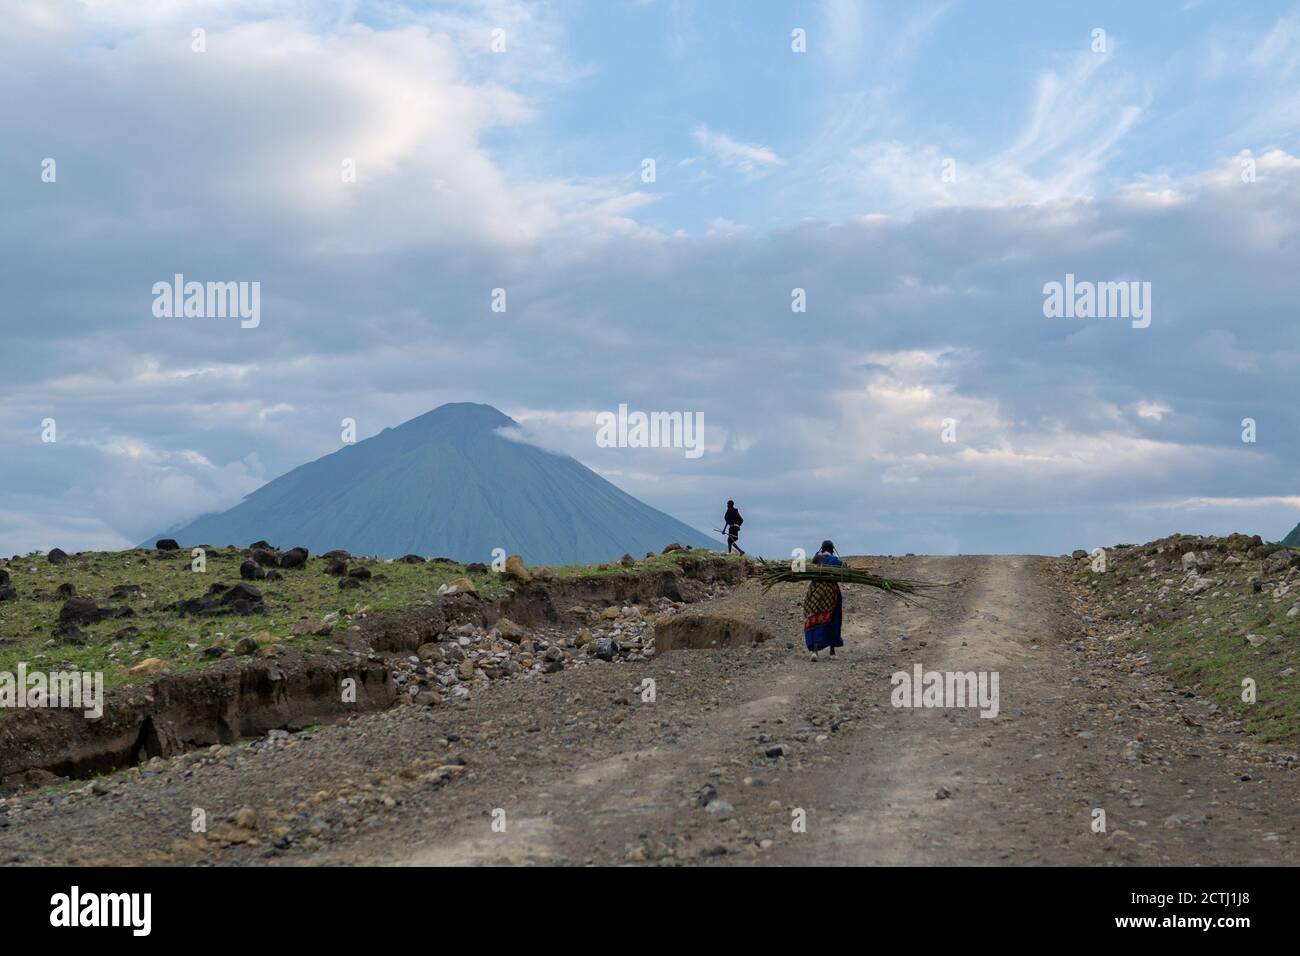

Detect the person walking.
xmin=723 ymin=500 xmax=745 ymax=555
xmin=803 ymin=540 xmax=844 ymax=660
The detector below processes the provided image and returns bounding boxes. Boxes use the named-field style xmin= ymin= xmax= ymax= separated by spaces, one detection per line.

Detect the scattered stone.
xmin=155 ymin=539 xmax=180 ymax=551
xmin=47 ymin=548 xmax=69 ymax=565
xmin=240 ymin=560 xmax=267 ymax=581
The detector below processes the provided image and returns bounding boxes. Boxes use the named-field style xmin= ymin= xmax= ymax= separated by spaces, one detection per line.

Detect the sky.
xmin=2 ymin=0 xmax=1299 ymax=560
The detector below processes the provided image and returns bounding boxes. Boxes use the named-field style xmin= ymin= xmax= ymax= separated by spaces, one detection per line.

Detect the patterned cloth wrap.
xmin=802 ymin=553 xmax=844 ymax=651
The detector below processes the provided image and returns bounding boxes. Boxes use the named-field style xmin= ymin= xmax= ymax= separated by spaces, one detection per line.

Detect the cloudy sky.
xmin=2 ymin=0 xmax=1299 ymax=559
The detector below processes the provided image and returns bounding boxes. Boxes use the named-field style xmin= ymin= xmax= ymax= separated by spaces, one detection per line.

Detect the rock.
xmin=109 ymin=584 xmax=142 ymax=600
xmin=935 ymin=786 xmax=952 ymax=799
xmin=495 ymin=617 xmax=526 ymax=643
xmin=251 ymin=548 xmax=280 ymax=568
xmin=240 ymin=560 xmax=266 ymax=580
xmin=1288 ymin=605 xmax=1299 ymax=619
xmin=602 ymin=606 xmax=621 ymax=620
xmin=234 ymin=807 xmax=258 ymax=829
xmin=456 ymin=659 xmax=475 ymax=680
xmin=438 ymin=577 xmax=476 ymax=597
xmin=464 ymin=562 xmax=488 ymax=574
xmin=232 ymin=636 xmax=259 ymax=655
xmin=55 ymin=582 xmax=76 ymax=600
xmin=324 ymin=557 xmax=348 ymax=576
xmin=504 ymin=554 xmax=532 ymax=583
xmin=347 ymin=566 xmax=372 ymax=581
xmin=129 ymin=658 xmax=166 ymax=675
xmin=1246 ymin=634 xmax=1269 ymax=647
xmin=0 ymin=586 xmax=18 ymax=602
xmin=249 ymin=540 xmax=273 ymax=551
xmin=592 ymin=637 xmax=616 ymax=661
xmin=223 ymin=583 xmax=263 ymax=605
xmin=155 ymin=538 xmax=180 ymax=551
xmin=663 ymin=543 xmax=684 ymax=554
xmin=1263 ymin=550 xmax=1297 ymax=576
xmin=338 ymin=577 xmax=360 ymax=590
xmin=0 ymin=568 xmax=9 ymax=587
xmin=619 ymin=553 xmax=635 ymax=567
xmin=1071 ymin=549 xmax=1088 ymax=560
xmin=416 ymin=642 xmax=443 ymax=663
xmin=59 ymin=597 xmax=105 ymax=626
xmin=291 ymin=618 xmax=333 ymax=637
xmin=47 ymin=548 xmax=69 ymax=565
xmin=279 ymin=547 xmax=309 ymax=569
xmin=414 ymin=689 xmax=443 ymax=707
xmin=399 ymin=554 xmax=426 ymax=564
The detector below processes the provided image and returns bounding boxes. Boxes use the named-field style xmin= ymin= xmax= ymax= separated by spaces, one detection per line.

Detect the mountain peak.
xmin=150 ymin=403 xmax=714 ymax=562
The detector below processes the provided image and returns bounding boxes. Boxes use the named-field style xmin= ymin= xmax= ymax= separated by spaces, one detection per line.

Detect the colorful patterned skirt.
xmin=803 ymin=580 xmax=843 ymax=651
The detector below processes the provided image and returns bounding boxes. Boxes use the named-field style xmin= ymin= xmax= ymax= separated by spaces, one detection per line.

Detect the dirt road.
xmin=2 ymin=555 xmax=1296 ymax=865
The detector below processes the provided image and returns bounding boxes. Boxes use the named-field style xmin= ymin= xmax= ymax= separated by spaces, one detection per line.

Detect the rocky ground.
xmin=1 ymin=543 xmax=1296 ymax=866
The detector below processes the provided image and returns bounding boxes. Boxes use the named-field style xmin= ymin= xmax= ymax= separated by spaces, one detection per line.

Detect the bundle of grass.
xmin=756 ymin=562 xmax=948 ymax=605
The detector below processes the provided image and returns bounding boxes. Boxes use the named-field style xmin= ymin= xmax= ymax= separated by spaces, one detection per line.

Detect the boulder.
xmin=239 ymin=560 xmax=267 ymax=581
xmin=109 ymin=584 xmax=142 ymax=600
xmin=495 ymin=617 xmax=526 ymax=643
xmin=437 ymin=577 xmax=475 ymax=597
xmin=0 ymin=586 xmax=16 ymax=602
xmin=291 ymin=618 xmax=333 ymax=637
xmin=58 ymin=597 xmax=105 ymax=626
xmin=47 ymin=548 xmax=69 ymax=565
xmin=348 ymin=566 xmax=372 ymax=581
xmin=1263 ymin=550 xmax=1297 ymax=576
xmin=504 ymin=554 xmax=532 ymax=583
xmin=251 ymin=548 xmax=280 ymax=568
xmin=399 ymin=554 xmax=426 ymax=564
xmin=324 ymin=557 xmax=348 ymax=576
xmin=249 ymin=540 xmax=273 ymax=551
xmin=55 ymin=582 xmax=76 ymax=600
xmin=129 ymin=658 xmax=167 ymax=675
xmin=464 ymin=562 xmax=488 ymax=574
xmin=155 ymin=539 xmax=180 ymax=551
xmin=0 ymin=568 xmax=9 ymax=587
xmin=663 ymin=543 xmax=684 ymax=554
xmin=338 ymin=577 xmax=360 ymax=590
xmin=279 ymin=547 xmax=309 ymax=569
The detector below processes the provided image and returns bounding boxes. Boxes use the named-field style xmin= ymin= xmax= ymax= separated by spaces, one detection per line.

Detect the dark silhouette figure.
xmin=724 ymin=500 xmax=745 ymax=555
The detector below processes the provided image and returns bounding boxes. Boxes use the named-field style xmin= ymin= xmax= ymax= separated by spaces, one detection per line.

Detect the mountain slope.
xmin=149 ymin=403 xmax=716 ymax=563
xmin=1284 ymin=522 xmax=1300 ymax=547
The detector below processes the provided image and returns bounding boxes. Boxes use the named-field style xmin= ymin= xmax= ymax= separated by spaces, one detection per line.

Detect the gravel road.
xmin=2 ymin=555 xmax=1296 ymax=866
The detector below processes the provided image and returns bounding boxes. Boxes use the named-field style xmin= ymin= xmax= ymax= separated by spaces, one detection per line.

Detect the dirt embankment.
xmin=0 ymin=554 xmax=745 ymax=790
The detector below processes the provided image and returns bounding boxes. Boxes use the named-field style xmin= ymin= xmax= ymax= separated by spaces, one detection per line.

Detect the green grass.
xmin=1083 ymin=544 xmax=1300 ymax=743
xmin=0 ymin=547 xmax=739 ymax=691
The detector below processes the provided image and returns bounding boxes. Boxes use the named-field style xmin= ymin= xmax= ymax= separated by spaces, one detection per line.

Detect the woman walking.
xmin=803 ymin=540 xmax=844 ymax=660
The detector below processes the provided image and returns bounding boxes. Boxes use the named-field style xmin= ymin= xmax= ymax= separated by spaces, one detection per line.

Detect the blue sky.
xmin=2 ymin=0 xmax=1299 ymax=559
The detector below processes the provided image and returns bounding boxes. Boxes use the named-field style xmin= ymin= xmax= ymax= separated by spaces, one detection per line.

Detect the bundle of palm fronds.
xmin=755 ymin=561 xmax=948 ymax=604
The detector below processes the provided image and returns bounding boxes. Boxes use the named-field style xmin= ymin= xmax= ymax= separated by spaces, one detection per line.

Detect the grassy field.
xmin=1081 ymin=539 xmax=1300 ymax=743
xmin=0 ymin=546 xmax=724 ymax=690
